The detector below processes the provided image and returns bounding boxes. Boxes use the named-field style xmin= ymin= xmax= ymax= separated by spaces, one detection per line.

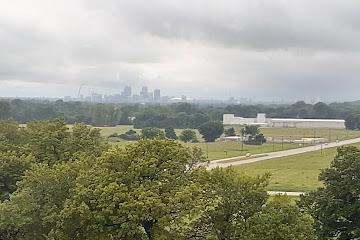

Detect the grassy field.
xmin=233 ymin=142 xmax=360 ymax=192
xmin=108 ymin=139 xmax=309 ymax=160
xmin=226 ymin=125 xmax=360 ymax=142
xmin=182 ymin=141 xmax=308 ymax=160
xmin=93 ymin=125 xmax=360 ymax=193
xmin=97 ymin=125 xmax=360 ymax=161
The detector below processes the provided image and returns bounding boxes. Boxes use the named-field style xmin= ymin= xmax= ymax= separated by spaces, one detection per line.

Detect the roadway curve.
xmin=206 ymin=137 xmax=360 ymax=170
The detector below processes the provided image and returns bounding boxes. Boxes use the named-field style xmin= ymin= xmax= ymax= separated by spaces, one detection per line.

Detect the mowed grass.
xmin=93 ymin=125 xmax=360 ymax=193
xmin=96 ymin=125 xmax=360 ymax=161
xmin=97 ymin=125 xmax=134 ymax=137
xmin=233 ymin=142 xmax=360 ymax=192
xmin=227 ymin=125 xmax=360 ymax=142
xmin=182 ymin=141 xmax=308 ymax=160
xmin=109 ymin=138 xmax=308 ymax=160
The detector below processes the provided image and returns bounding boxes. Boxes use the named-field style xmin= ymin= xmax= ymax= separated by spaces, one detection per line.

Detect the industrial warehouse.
xmin=223 ymin=113 xmax=346 ymax=129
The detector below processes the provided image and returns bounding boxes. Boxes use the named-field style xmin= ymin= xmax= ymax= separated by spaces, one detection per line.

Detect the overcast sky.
xmin=1 ymin=0 xmax=360 ymax=102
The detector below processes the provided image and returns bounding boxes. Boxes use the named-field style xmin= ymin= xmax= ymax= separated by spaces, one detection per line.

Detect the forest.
xmin=1 ymin=119 xmax=360 ymax=239
xmin=2 ymin=99 xmax=360 ymax=129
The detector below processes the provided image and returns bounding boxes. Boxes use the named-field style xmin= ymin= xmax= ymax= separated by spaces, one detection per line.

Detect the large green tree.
xmin=244 ymin=195 xmax=316 ymax=240
xmin=198 ymin=121 xmax=224 ymax=142
xmin=298 ymin=146 xmax=360 ymax=240
xmin=191 ymin=168 xmax=269 ymax=239
xmin=0 ymin=119 xmax=107 ymax=202
xmin=48 ymin=139 xmax=206 ymax=239
xmin=179 ymin=129 xmax=197 ymax=143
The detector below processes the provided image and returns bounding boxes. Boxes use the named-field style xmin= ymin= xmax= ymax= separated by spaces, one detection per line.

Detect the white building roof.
xmin=271 ymin=118 xmax=345 ymax=123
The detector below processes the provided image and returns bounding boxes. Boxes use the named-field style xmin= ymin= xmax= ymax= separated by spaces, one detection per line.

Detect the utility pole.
xmin=321 ymin=140 xmax=323 ymax=154
xmin=241 ymin=128 xmax=244 ymax=151
xmin=206 ymin=142 xmax=209 ymax=159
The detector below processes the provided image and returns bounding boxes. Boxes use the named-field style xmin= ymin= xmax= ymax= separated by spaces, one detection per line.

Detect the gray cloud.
xmin=1 ymin=0 xmax=360 ymax=101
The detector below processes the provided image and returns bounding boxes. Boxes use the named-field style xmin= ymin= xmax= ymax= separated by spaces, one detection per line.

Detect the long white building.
xmin=223 ymin=113 xmax=345 ymax=129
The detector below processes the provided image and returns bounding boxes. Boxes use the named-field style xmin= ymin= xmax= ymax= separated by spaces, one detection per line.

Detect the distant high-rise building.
xmin=140 ymin=86 xmax=148 ymax=95
xmin=122 ymin=86 xmax=131 ymax=98
xmin=154 ymin=89 xmax=160 ymax=100
xmin=140 ymin=86 xmax=149 ymax=98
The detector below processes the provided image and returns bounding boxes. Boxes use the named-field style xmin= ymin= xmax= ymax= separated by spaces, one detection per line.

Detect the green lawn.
xmin=226 ymin=126 xmax=360 ymax=142
xmin=98 ymin=125 xmax=360 ymax=161
xmin=181 ymin=141 xmax=308 ymax=160
xmin=96 ymin=125 xmax=134 ymax=137
xmin=94 ymin=125 xmax=360 ymax=192
xmin=233 ymin=142 xmax=360 ymax=192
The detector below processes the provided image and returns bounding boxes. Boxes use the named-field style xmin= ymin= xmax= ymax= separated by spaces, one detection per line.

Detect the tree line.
xmin=2 ymin=99 xmax=360 ymax=129
xmin=1 ymin=119 xmax=360 ymax=239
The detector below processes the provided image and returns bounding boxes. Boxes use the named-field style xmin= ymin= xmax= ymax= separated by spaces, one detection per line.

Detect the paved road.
xmin=267 ymin=191 xmax=305 ymax=196
xmin=206 ymin=137 xmax=360 ymax=169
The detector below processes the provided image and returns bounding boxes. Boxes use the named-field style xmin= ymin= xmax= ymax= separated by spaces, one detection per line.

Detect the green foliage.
xmin=2 ymin=98 xmax=360 ymax=130
xmin=0 ymin=133 xmax=318 ymax=240
xmin=0 ymin=153 xmax=33 ymax=201
xmin=345 ymin=113 xmax=360 ymax=130
xmin=116 ymin=129 xmax=139 ymax=141
xmin=0 ymin=101 xmax=11 ymax=119
xmin=179 ymin=129 xmax=197 ymax=143
xmin=242 ymin=125 xmax=259 ymax=137
xmin=244 ymin=195 xmax=316 ymax=240
xmin=140 ymin=127 xmax=165 ymax=139
xmin=187 ymin=147 xmax=207 ymax=169
xmin=91 ymin=104 xmax=121 ymax=127
xmin=48 ymin=139 xmax=205 ymax=239
xmin=224 ymin=127 xmax=236 ymax=137
xmin=245 ymin=133 xmax=266 ymax=145
xmin=198 ymin=121 xmax=224 ymax=142
xmin=165 ymin=127 xmax=178 ymax=140
xmin=0 ymin=119 xmax=107 ymax=202
xmin=190 ymin=168 xmax=269 ymax=239
xmin=0 ymin=161 xmax=86 ymax=239
xmin=298 ymin=146 xmax=360 ymax=240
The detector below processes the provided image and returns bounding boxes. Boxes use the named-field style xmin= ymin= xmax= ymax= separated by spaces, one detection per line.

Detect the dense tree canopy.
xmin=1 ymin=99 xmax=359 ymax=129
xmin=298 ymin=146 xmax=360 ymax=240
xmin=0 ymin=119 xmax=107 ymax=201
xmin=0 ymin=122 xmax=317 ymax=239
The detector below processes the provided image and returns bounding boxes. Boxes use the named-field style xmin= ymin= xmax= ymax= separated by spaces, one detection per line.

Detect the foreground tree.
xmin=48 ymin=139 xmax=206 ymax=239
xmin=198 ymin=121 xmax=224 ymax=142
xmin=298 ymin=146 xmax=360 ymax=240
xmin=0 ymin=135 xmax=318 ymax=240
xmin=192 ymin=168 xmax=269 ymax=239
xmin=0 ymin=119 xmax=107 ymax=201
xmin=244 ymin=195 xmax=316 ymax=240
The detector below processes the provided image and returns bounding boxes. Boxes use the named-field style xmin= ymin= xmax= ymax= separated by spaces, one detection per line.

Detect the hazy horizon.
xmin=2 ymin=1 xmax=360 ymax=102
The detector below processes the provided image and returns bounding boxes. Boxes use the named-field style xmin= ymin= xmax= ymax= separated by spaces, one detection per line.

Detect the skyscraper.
xmin=140 ymin=86 xmax=149 ymax=98
xmin=123 ymin=86 xmax=131 ymax=97
xmin=154 ymin=89 xmax=160 ymax=100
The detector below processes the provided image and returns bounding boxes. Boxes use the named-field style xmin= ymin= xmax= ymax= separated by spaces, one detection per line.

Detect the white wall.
xmin=223 ymin=114 xmax=346 ymax=129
